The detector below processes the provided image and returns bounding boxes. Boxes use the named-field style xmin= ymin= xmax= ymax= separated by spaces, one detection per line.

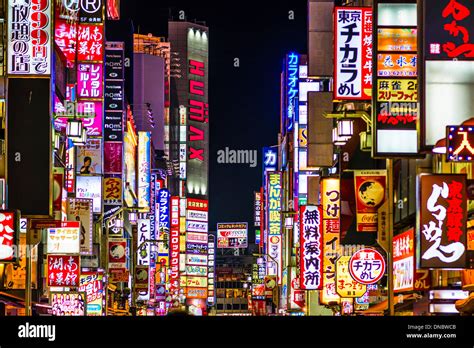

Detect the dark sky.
xmin=124 ymin=0 xmax=308 ymax=236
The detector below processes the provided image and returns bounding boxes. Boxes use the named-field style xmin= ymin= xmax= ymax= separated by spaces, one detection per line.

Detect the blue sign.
xmin=286 ymin=52 xmax=299 ymax=132
xmin=158 ymin=189 xmax=170 ymax=232
xmin=262 ymin=147 xmax=278 ymax=186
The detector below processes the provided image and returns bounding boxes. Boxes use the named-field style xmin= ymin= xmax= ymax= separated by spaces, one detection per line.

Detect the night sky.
xmin=124 ymin=1 xmax=307 ymax=236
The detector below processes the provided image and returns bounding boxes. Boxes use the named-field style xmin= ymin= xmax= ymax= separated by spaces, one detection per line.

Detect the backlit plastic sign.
xmin=299 ymin=206 xmax=323 ymax=290
xmin=67 ymin=198 xmax=93 ymax=255
xmin=108 ymin=239 xmax=126 ymax=269
xmin=377 ymin=28 xmax=417 ymax=52
xmin=47 ymin=222 xmax=81 ymax=254
xmin=0 ymin=211 xmax=19 ymax=262
xmin=419 ymin=174 xmax=467 ymax=268
xmin=79 ymin=272 xmax=104 ymax=316
xmin=336 ymin=256 xmax=367 ymax=298
xmin=334 ymin=7 xmax=372 ymax=100
xmin=423 ymin=0 xmax=474 ymax=60
xmin=349 ymin=248 xmax=386 ymax=285
xmin=447 ymin=126 xmax=474 ymax=161
xmin=76 ymin=138 xmax=102 ymax=174
xmin=286 ymin=53 xmax=299 ymax=131
xmin=137 ymin=219 xmax=151 ymax=266
xmin=8 ymin=0 xmax=52 ymax=75
xmin=77 ymin=63 xmax=103 ymax=99
xmin=138 ymin=132 xmax=151 ymax=211
xmin=77 ymin=24 xmax=104 ymax=62
xmin=354 ymin=170 xmax=387 ymax=232
xmin=254 ymin=192 xmax=262 ymax=227
xmin=393 ymin=228 xmax=415 ymax=292
xmin=377 ymin=53 xmax=417 ymax=77
xmin=79 ymin=0 xmax=103 ymax=24
xmin=216 ymin=222 xmax=248 ymax=249
xmin=76 ymin=176 xmax=102 ymax=213
xmin=51 ymin=292 xmax=85 ymax=316
xmin=267 ymin=172 xmax=282 ymax=236
xmin=47 ymin=255 xmax=80 ymax=287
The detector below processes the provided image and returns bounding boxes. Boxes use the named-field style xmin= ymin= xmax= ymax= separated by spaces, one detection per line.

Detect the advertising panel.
xmin=299 ymin=206 xmax=323 ymax=290
xmin=349 ymin=248 xmax=386 ymax=285
xmin=108 ymin=239 xmax=126 ymax=269
xmin=47 ymin=222 xmax=80 ymax=254
xmin=76 ymin=138 xmax=102 ymax=175
xmin=8 ymin=0 xmax=52 ymax=75
xmin=186 ymin=220 xmax=208 ymax=233
xmin=267 ymin=172 xmax=282 ymax=236
xmin=377 ymin=28 xmax=417 ymax=52
xmin=137 ymin=219 xmax=151 ymax=266
xmin=353 ymin=170 xmax=387 ymax=232
xmin=447 ymin=126 xmax=474 ymax=161
xmin=67 ymin=198 xmax=93 ymax=255
xmin=51 ymin=292 xmax=85 ymax=316
xmin=76 ymin=176 xmax=102 ymax=213
xmin=419 ymin=174 xmax=467 ymax=268
xmin=77 ymin=63 xmax=103 ymax=99
xmin=286 ymin=52 xmax=299 ymax=131
xmin=138 ymin=132 xmax=151 ymax=211
xmin=393 ymin=228 xmax=415 ymax=292
xmin=217 ymin=223 xmax=248 ymax=248
xmin=335 ymin=256 xmax=367 ymax=298
xmin=79 ymin=272 xmax=104 ymax=316
xmin=47 ymin=255 xmax=80 ymax=287
xmin=254 ymin=192 xmax=262 ymax=227
xmin=103 ymin=175 xmax=122 ymax=205
xmin=0 ymin=211 xmax=19 ymax=262
xmin=334 ymin=7 xmax=373 ymax=100
xmin=77 ymin=23 xmax=104 ymax=62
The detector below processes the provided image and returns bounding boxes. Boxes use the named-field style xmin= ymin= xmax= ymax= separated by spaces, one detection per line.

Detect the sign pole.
xmin=387 ymin=158 xmax=394 ymax=316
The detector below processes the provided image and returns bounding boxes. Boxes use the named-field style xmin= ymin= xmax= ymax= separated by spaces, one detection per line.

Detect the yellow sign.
xmin=321 ymin=178 xmax=340 ymax=220
xmin=180 ymin=276 xmax=207 ymax=288
xmin=377 ymin=79 xmax=417 ymax=102
xmin=323 ymin=223 xmax=340 ymax=273
xmin=320 ymin=273 xmax=341 ymax=305
xmin=299 ymin=128 xmax=307 ymax=147
xmin=335 ymin=256 xmax=366 ymax=298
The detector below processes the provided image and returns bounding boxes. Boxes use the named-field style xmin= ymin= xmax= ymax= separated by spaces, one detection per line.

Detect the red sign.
xmin=393 ymin=228 xmax=415 ymax=292
xmin=188 ymin=59 xmax=208 ymax=162
xmin=169 ymin=227 xmax=180 ymax=295
xmin=349 ymin=248 xmax=386 ymax=285
xmin=47 ymin=255 xmax=80 ymax=287
xmin=447 ymin=126 xmax=474 ymax=161
xmin=77 ymin=24 xmax=104 ymax=62
xmin=0 ymin=211 xmax=17 ymax=262
xmin=186 ymin=198 xmax=209 ymax=211
xmin=334 ymin=7 xmax=373 ymax=100
xmin=419 ymin=174 xmax=467 ymax=268
xmin=354 ymin=170 xmax=387 ymax=232
xmin=299 ymin=205 xmax=323 ymax=290
xmin=424 ymin=0 xmax=474 ymax=59
xmin=108 ymin=240 xmax=126 ymax=268
xmin=414 ymin=269 xmax=431 ymax=291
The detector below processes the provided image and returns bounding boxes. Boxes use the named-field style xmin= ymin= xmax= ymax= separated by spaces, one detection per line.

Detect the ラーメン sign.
xmin=419 ymin=174 xmax=467 ymax=268
xmin=334 ymin=7 xmax=373 ymax=100
xmin=349 ymin=248 xmax=386 ymax=285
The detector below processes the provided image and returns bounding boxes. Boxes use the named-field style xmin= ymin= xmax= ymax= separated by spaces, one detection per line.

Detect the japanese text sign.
xmin=447 ymin=126 xmax=474 ymax=161
xmin=47 ymin=222 xmax=80 ymax=254
xmin=334 ymin=7 xmax=373 ymax=100
xmin=0 ymin=211 xmax=18 ymax=262
xmin=424 ymin=0 xmax=474 ymax=60
xmin=267 ymin=172 xmax=282 ymax=236
xmin=286 ymin=52 xmax=299 ymax=131
xmin=8 ymin=0 xmax=52 ymax=75
xmin=393 ymin=228 xmax=415 ymax=292
xmin=349 ymin=248 xmax=386 ymax=285
xmin=336 ymin=256 xmax=367 ymax=298
xmin=47 ymin=255 xmax=80 ymax=287
xmin=299 ymin=206 xmax=323 ymax=290
xmin=419 ymin=174 xmax=467 ymax=268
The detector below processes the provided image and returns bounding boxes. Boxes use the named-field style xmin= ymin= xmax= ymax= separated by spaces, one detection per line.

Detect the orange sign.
xmin=103 ymin=177 xmax=122 ymax=202
xmin=377 ymin=54 xmax=417 ymax=77
xmin=377 ymin=28 xmax=417 ymax=52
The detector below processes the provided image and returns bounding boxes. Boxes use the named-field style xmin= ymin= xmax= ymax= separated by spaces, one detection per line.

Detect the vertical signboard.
xmin=393 ymin=228 xmax=415 ymax=292
xmin=186 ymin=27 xmax=209 ymax=199
xmin=138 ymin=132 xmax=151 ymax=211
xmin=334 ymin=7 xmax=373 ymax=100
xmin=67 ymin=198 xmax=93 ymax=255
xmin=8 ymin=0 xmax=52 ymax=75
xmin=299 ymin=205 xmax=323 ymax=290
xmin=286 ymin=53 xmax=299 ymax=131
xmin=266 ymin=172 xmax=282 ymax=283
xmin=169 ymin=195 xmax=180 ymax=298
xmin=373 ymin=1 xmax=418 ymax=156
xmin=0 ymin=211 xmax=19 ymax=262
xmin=419 ymin=174 xmax=467 ymax=269
xmin=254 ymin=192 xmax=262 ymax=228
xmin=353 ymin=170 xmax=387 ymax=232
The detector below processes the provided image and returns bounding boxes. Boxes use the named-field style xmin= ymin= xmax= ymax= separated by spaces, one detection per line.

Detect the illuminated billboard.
xmin=299 ymin=206 xmax=323 ymax=290
xmin=334 ymin=7 xmax=372 ymax=100
xmin=138 ymin=132 xmax=151 ymax=211
xmin=51 ymin=292 xmax=85 ymax=316
xmin=76 ymin=176 xmax=102 ymax=213
xmin=393 ymin=228 xmax=415 ymax=292
xmin=286 ymin=53 xmax=299 ymax=131
xmin=8 ymin=0 xmax=52 ymax=75
xmin=47 ymin=222 xmax=80 ymax=254
xmin=216 ymin=223 xmax=248 ymax=248
xmin=419 ymin=174 xmax=467 ymax=269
